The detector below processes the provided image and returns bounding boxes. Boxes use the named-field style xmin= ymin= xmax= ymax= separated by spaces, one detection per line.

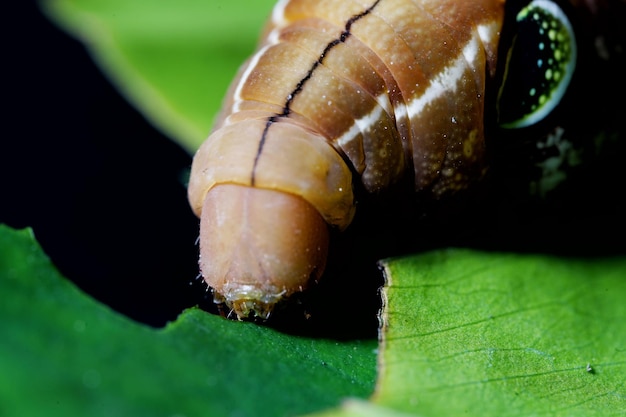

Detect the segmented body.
xmin=189 ymin=0 xmax=506 ymax=228
xmin=188 ymin=0 xmax=580 ymax=319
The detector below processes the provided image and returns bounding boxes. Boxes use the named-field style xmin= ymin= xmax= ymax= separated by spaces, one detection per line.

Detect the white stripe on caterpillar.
xmin=406 ymin=34 xmax=481 ymax=124
xmin=231 ymin=44 xmax=275 ymax=114
xmin=190 ymin=0 xmax=510 ymax=320
xmin=271 ymin=0 xmax=291 ymax=29
xmin=335 ymin=94 xmax=387 ymax=149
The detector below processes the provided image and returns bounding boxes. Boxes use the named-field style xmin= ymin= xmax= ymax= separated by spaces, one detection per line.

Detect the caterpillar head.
xmin=199 ymin=184 xmax=330 ymax=320
xmin=188 ymin=118 xmax=354 ymax=320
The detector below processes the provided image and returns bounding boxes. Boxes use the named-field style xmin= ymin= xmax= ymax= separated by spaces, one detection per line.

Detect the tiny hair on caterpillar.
xmin=188 ymin=0 xmax=586 ymax=320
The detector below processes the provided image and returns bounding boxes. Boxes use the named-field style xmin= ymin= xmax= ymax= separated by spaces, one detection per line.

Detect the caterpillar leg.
xmin=199 ymin=184 xmax=329 ymax=320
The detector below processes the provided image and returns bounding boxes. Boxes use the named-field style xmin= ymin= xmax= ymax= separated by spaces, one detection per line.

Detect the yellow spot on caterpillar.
xmin=548 ymin=29 xmax=557 ymax=41
xmin=545 ymin=68 xmax=553 ymax=80
xmin=463 ymin=129 xmax=479 ymax=158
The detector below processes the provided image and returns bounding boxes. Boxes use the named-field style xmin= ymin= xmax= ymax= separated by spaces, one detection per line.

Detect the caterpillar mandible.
xmin=188 ymin=0 xmax=577 ymax=319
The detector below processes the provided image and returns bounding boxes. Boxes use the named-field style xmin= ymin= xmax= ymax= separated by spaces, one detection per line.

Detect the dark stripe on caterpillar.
xmin=251 ymin=116 xmax=277 ymax=187
xmin=188 ymin=0 xmax=590 ymax=321
xmin=250 ymin=0 xmax=382 ymax=186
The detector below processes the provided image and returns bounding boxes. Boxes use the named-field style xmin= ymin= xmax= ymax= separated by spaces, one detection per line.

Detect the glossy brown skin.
xmin=189 ymin=0 xmax=506 ymax=319
xmin=199 ymin=184 xmax=328 ymax=319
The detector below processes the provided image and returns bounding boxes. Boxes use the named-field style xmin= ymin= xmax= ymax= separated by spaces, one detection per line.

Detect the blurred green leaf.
xmin=307 ymin=250 xmax=626 ymax=416
xmin=42 ymin=0 xmax=276 ymax=152
xmin=0 ymin=225 xmax=377 ymax=417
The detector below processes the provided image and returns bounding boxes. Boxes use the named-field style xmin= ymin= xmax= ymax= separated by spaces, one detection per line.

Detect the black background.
xmin=3 ymin=1 xmax=207 ymax=328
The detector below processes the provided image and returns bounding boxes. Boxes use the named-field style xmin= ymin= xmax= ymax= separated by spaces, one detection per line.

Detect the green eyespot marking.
xmin=497 ymin=0 xmax=577 ymax=128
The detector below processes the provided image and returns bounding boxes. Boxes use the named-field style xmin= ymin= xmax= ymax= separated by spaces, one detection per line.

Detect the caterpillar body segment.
xmin=189 ymin=0 xmax=578 ymax=319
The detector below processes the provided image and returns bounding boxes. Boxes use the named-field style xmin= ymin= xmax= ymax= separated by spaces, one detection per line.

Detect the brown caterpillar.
xmin=188 ymin=0 xmax=578 ymax=319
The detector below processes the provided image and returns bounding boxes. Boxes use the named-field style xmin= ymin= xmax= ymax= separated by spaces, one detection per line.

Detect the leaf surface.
xmin=31 ymin=2 xmax=626 ymax=416
xmin=306 ymin=250 xmax=626 ymax=416
xmin=0 ymin=225 xmax=376 ymax=417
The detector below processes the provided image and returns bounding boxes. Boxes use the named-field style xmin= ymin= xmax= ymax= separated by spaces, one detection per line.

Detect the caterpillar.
xmin=188 ymin=0 xmax=579 ymax=320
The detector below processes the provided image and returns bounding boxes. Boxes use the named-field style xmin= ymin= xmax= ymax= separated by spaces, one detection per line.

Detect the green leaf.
xmin=0 ymin=224 xmax=377 ymax=417
xmin=42 ymin=0 xmax=276 ymax=152
xmin=308 ymin=250 xmax=626 ymax=416
xmin=30 ymin=2 xmax=626 ymax=416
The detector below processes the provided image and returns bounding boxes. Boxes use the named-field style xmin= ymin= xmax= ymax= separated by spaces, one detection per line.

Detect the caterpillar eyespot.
xmin=497 ymin=0 xmax=577 ymax=128
xmin=188 ymin=0 xmax=578 ymax=320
